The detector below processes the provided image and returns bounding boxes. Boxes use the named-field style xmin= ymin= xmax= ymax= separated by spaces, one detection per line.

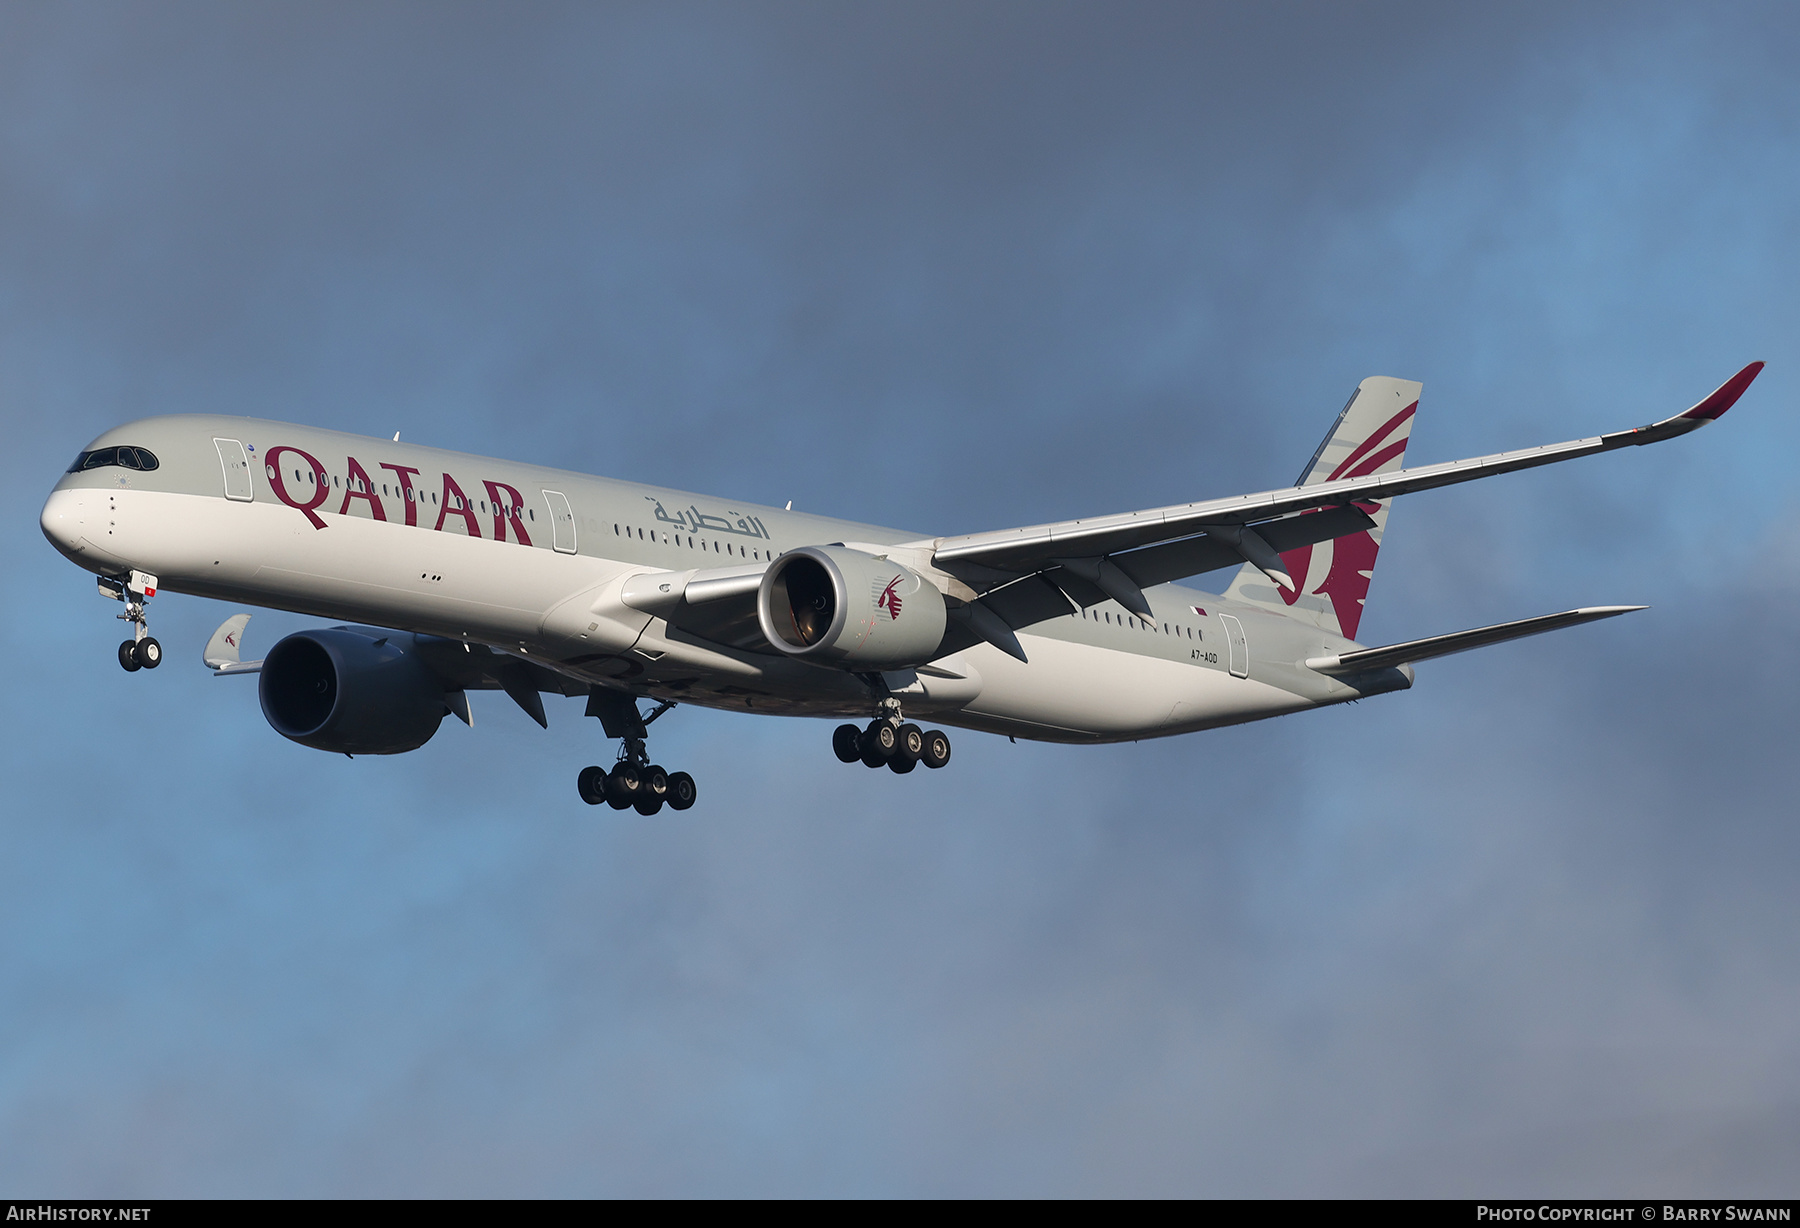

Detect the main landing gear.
xmin=833 ymin=699 xmax=952 ymax=775
xmin=576 ymin=690 xmax=697 ymax=815
xmin=101 ymin=571 xmax=163 ymax=672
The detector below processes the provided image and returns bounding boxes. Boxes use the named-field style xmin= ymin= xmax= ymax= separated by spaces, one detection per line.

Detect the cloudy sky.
xmin=3 ymin=1 xmax=1798 ymax=1196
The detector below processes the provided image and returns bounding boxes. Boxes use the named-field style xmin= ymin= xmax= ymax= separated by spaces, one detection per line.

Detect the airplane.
xmin=39 ymin=361 xmax=1764 ymax=814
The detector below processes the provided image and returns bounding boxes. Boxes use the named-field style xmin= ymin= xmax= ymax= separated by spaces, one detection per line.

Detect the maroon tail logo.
xmin=877 ymin=576 xmax=905 ymax=620
xmin=1272 ymin=400 xmax=1417 ymax=641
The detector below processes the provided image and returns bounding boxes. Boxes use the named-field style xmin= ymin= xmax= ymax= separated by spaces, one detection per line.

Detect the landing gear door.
xmin=542 ymin=490 xmax=577 ymax=554
xmin=1219 ymin=613 xmax=1250 ymax=678
xmin=214 ymin=438 xmax=254 ymax=502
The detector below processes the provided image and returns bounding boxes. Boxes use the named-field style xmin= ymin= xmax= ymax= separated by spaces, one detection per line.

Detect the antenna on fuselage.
xmin=785 ymin=500 xmax=792 ymax=510
xmin=393 ymin=432 xmax=401 ymax=442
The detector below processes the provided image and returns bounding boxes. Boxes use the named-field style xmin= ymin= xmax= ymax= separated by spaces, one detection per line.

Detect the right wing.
xmin=918 ymin=363 xmax=1762 ymax=648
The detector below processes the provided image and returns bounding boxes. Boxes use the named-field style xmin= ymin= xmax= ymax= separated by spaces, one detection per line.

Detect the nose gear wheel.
xmin=102 ymin=571 xmax=162 ymax=671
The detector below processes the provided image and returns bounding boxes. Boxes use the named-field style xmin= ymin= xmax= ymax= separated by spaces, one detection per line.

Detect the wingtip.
xmin=1680 ymin=360 xmax=1765 ymax=422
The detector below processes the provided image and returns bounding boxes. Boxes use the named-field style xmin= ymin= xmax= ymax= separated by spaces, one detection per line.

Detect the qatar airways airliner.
xmin=39 ymin=362 xmax=1764 ymax=813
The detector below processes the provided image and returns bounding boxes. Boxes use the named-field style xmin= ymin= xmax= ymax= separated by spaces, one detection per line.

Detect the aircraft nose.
xmin=40 ymin=488 xmax=89 ymax=560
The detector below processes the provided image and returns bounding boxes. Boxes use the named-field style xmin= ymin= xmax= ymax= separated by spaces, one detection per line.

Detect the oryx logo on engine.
xmin=876 ymin=575 xmax=905 ymax=620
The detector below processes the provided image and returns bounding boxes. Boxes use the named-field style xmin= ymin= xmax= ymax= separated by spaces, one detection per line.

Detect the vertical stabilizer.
xmin=1224 ymin=376 xmax=1420 ymax=640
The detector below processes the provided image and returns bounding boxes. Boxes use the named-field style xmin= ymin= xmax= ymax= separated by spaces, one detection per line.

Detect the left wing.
xmin=201 ymin=614 xmax=584 ymax=728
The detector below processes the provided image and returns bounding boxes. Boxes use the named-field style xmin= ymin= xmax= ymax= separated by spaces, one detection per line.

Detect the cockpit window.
xmin=67 ymin=446 xmax=159 ymax=473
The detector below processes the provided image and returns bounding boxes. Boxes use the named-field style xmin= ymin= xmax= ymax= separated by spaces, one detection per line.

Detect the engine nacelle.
xmin=758 ymin=545 xmax=948 ymax=670
xmin=259 ymin=627 xmax=449 ymax=755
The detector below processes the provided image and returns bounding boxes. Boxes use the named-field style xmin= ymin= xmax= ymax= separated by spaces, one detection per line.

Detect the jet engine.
xmin=757 ymin=545 xmax=947 ymax=670
xmin=259 ymin=627 xmax=450 ymax=755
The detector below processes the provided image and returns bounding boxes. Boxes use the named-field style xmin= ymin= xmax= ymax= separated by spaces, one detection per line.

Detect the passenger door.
xmin=542 ymin=490 xmax=577 ymax=554
xmin=1219 ymin=613 xmax=1250 ymax=678
xmin=213 ymin=438 xmax=254 ymax=502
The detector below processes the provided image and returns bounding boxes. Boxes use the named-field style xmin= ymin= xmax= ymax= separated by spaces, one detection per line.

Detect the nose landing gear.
xmin=576 ymin=690 xmax=698 ymax=815
xmin=101 ymin=571 xmax=162 ymax=671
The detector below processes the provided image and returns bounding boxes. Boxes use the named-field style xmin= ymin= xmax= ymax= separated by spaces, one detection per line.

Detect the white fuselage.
xmin=43 ymin=414 xmax=1383 ymax=744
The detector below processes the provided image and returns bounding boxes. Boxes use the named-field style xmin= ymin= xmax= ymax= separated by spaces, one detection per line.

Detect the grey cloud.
xmin=3 ymin=1 xmax=1799 ymax=1196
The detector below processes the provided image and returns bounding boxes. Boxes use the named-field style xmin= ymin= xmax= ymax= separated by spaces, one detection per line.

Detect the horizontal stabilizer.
xmin=1304 ymin=605 xmax=1646 ymax=676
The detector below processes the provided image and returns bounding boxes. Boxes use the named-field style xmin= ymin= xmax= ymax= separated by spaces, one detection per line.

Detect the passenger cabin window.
xmin=68 ymin=446 xmax=159 ymax=473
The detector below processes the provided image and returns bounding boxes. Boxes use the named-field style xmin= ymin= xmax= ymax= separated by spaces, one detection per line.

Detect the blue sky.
xmin=3 ymin=2 xmax=1798 ymax=1195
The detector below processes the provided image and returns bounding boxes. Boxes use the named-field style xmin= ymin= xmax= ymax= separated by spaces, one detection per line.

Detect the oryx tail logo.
xmin=876 ymin=575 xmax=905 ymax=620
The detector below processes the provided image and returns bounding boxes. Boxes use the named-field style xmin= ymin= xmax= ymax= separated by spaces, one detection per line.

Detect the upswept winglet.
xmin=204 ymin=613 xmax=263 ymax=676
xmin=1679 ymin=360 xmax=1764 ymax=422
xmin=1600 ymin=361 xmax=1764 ymax=447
